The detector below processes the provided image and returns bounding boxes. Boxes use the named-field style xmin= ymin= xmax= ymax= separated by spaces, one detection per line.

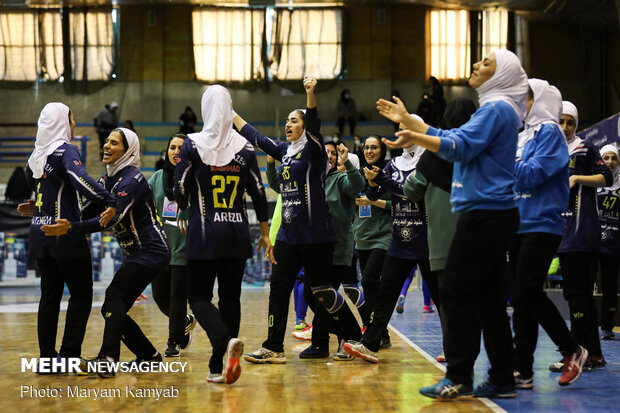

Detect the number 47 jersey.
xmin=174 ymin=139 xmax=269 ymax=261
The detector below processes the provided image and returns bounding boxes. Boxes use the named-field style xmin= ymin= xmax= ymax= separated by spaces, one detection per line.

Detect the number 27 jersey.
xmin=174 ymin=139 xmax=269 ymax=261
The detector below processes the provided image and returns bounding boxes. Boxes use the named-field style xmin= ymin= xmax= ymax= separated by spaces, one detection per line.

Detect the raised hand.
xmin=376 ymin=96 xmax=409 ymax=124
xmin=383 ymin=130 xmax=420 ymax=149
xmin=303 ymin=76 xmax=317 ymax=94
xmin=337 ymin=143 xmax=349 ymax=164
xmin=363 ymin=165 xmax=380 ymax=182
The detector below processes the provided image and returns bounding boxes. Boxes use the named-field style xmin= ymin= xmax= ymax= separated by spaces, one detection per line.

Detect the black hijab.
xmin=360 ymin=135 xmax=388 ymax=170
xmin=416 ymin=97 xmax=477 ymax=193
xmin=163 ymin=134 xmax=187 ymax=200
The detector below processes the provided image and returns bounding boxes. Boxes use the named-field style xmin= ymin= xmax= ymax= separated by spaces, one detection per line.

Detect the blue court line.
xmin=389 ymin=290 xmax=620 ymax=413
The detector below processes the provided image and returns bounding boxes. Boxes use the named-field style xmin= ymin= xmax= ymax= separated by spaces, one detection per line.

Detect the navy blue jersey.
xmin=29 ymin=143 xmax=116 ymax=260
xmin=174 ymin=140 xmax=269 ymax=260
xmin=240 ymin=107 xmax=336 ymax=245
xmin=558 ymin=140 xmax=613 ymax=253
xmin=597 ymin=186 xmax=620 ymax=256
xmin=72 ymin=166 xmax=170 ymax=269
xmin=368 ymin=160 xmax=429 ymax=260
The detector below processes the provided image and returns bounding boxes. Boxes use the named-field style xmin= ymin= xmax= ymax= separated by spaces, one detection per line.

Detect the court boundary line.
xmin=388 ymin=324 xmax=507 ymax=413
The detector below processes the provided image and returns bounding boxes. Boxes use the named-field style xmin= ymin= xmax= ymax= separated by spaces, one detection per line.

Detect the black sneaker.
xmin=380 ymin=337 xmax=392 ymax=350
xmin=165 ymin=339 xmax=180 ymax=357
xmin=584 ymin=355 xmax=606 ymax=370
xmin=179 ymin=314 xmax=197 ymax=350
xmin=130 ymin=352 xmax=163 ymax=369
xmin=88 ymin=356 xmax=116 ymax=378
xmin=549 ymin=359 xmax=564 ymax=372
xmin=299 ymin=345 xmax=329 ymax=359
xmin=513 ymin=371 xmax=534 ymax=389
xmin=601 ymin=329 xmax=614 ymax=340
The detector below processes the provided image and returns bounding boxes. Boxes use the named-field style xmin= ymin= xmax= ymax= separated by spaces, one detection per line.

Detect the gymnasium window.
xmin=514 ymin=14 xmax=529 ymax=70
xmin=0 ymin=8 xmax=117 ymax=83
xmin=428 ymin=9 xmax=471 ymax=81
xmin=428 ymin=9 xmax=528 ymax=81
xmin=191 ymin=6 xmax=342 ymax=82
xmin=69 ymin=8 xmax=116 ymax=81
xmin=192 ymin=8 xmax=266 ymax=83
xmin=481 ymin=9 xmax=508 ymax=59
xmin=0 ymin=10 xmax=63 ymax=82
xmin=269 ymin=8 xmax=343 ymax=80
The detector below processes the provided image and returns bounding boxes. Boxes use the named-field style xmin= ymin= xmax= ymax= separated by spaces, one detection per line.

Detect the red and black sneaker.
xmin=584 ymin=354 xmax=607 ymax=370
xmin=559 ymin=345 xmax=588 ymax=386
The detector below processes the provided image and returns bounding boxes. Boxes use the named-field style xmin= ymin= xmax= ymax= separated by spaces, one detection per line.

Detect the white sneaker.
xmin=333 ymin=340 xmax=354 ymax=361
xmin=244 ymin=347 xmax=286 ymax=364
xmin=223 ymin=338 xmax=243 ymax=384
xmin=206 ymin=372 xmax=224 ymax=383
xmin=343 ymin=341 xmax=378 ymax=363
xmin=291 ymin=325 xmax=313 ymax=341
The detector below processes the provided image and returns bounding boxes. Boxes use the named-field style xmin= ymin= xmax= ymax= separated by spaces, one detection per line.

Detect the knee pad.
xmin=343 ymin=284 xmax=365 ymax=308
xmin=311 ymin=285 xmax=344 ymax=314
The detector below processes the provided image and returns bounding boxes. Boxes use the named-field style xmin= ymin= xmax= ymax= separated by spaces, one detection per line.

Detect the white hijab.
xmin=189 ymin=85 xmax=247 ymax=167
xmin=600 ymin=144 xmax=620 ymax=190
xmin=348 ymin=153 xmax=360 ymax=170
xmin=562 ymin=101 xmax=581 ymax=154
xmin=28 ymin=103 xmax=72 ymax=179
xmin=517 ymin=78 xmax=562 ymax=151
xmin=394 ymin=114 xmax=425 ymax=171
xmin=477 ymin=49 xmax=529 ymax=121
xmin=283 ymin=109 xmax=308 ymax=163
xmin=106 ymin=127 xmax=141 ymax=177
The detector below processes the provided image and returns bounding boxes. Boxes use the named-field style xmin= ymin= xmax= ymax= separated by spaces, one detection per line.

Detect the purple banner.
xmin=581 ymin=112 xmax=620 ymax=148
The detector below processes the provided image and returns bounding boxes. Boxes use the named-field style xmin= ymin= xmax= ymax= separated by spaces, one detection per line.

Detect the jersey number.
xmin=35 ymin=182 xmax=43 ymax=213
xmin=212 ymin=175 xmax=240 ymax=208
xmin=603 ymin=196 xmax=617 ymax=210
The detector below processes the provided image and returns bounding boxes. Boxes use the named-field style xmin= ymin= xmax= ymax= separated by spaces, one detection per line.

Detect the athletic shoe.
xmin=295 ymin=319 xmax=310 ymax=330
xmin=513 ymin=371 xmax=534 ymax=389
xmin=134 ymin=293 xmax=148 ymax=304
xmin=423 ymin=305 xmax=435 ymax=313
xmin=396 ymin=295 xmax=405 ymax=314
xmin=75 ymin=357 xmax=92 ymax=376
xmin=379 ymin=336 xmax=392 ymax=350
xmin=585 ymin=355 xmax=607 ymax=370
xmin=35 ymin=355 xmax=64 ymax=375
xmin=244 ymin=347 xmax=286 ymax=364
xmin=89 ymin=356 xmax=116 ymax=378
xmin=165 ymin=339 xmax=180 ymax=357
xmin=549 ymin=359 xmax=564 ymax=372
xmin=130 ymin=352 xmax=162 ymax=369
xmin=343 ymin=341 xmax=378 ymax=363
xmin=601 ymin=329 xmax=615 ymax=340
xmin=206 ymin=372 xmax=225 ymax=383
xmin=473 ymin=380 xmax=517 ymax=398
xmin=291 ymin=325 xmax=313 ymax=341
xmin=419 ymin=377 xmax=474 ymax=400
xmin=559 ymin=345 xmax=588 ymax=386
xmin=299 ymin=345 xmax=329 ymax=359
xmin=333 ymin=340 xmax=354 ymax=361
xmin=435 ymin=352 xmax=446 ymax=363
xmin=222 ymin=338 xmax=243 ymax=384
xmin=179 ymin=314 xmax=197 ymax=350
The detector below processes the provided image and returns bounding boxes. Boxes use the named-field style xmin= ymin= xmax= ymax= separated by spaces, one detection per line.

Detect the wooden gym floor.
xmin=0 ymin=287 xmax=498 ymax=413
